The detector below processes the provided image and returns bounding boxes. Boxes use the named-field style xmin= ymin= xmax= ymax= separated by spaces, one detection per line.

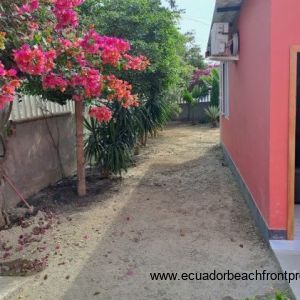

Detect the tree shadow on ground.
xmin=57 ymin=145 xmax=289 ymax=300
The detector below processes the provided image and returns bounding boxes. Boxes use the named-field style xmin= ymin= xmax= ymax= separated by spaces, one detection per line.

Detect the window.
xmin=220 ymin=62 xmax=230 ymax=118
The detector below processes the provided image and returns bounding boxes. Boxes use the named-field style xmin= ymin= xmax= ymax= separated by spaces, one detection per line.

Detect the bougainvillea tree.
xmin=0 ymin=0 xmax=149 ymax=197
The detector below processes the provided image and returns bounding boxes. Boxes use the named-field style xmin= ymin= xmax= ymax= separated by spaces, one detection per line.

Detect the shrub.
xmin=84 ymin=103 xmax=142 ymax=176
xmin=182 ymin=89 xmax=193 ymax=104
xmin=202 ymin=68 xmax=220 ymax=107
xmin=145 ymin=97 xmax=175 ymax=132
xmin=204 ymin=105 xmax=219 ymax=127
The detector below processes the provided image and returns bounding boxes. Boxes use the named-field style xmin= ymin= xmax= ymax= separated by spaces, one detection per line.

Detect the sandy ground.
xmin=0 ymin=123 xmax=290 ymax=300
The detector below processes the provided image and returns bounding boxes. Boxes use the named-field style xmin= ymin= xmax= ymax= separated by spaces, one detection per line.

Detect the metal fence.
xmin=10 ymin=95 xmax=75 ymax=121
xmin=176 ymin=93 xmax=211 ymax=104
xmin=9 ymin=93 xmax=210 ymax=121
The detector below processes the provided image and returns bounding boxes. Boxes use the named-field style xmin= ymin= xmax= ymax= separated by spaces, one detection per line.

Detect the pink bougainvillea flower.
xmin=44 ymin=50 xmax=57 ymax=71
xmin=123 ymin=54 xmax=150 ymax=71
xmin=101 ymin=48 xmax=122 ymax=66
xmin=123 ymin=94 xmax=140 ymax=108
xmin=79 ymin=29 xmax=102 ymax=54
xmin=71 ymin=69 xmax=102 ymax=98
xmin=2 ymin=80 xmax=21 ymax=94
xmin=3 ymin=0 xmax=148 ymax=118
xmin=53 ymin=0 xmax=84 ymax=10
xmin=6 ymin=69 xmax=18 ymax=77
xmin=104 ymin=75 xmax=139 ymax=108
xmin=52 ymin=0 xmax=84 ymax=29
xmin=0 ymin=80 xmax=20 ymax=110
xmin=29 ymin=21 xmax=39 ymax=31
xmin=79 ymin=31 xmax=131 ymax=66
xmin=0 ymin=61 xmax=18 ymax=78
xmin=13 ymin=44 xmax=56 ymax=75
xmin=0 ymin=60 xmax=20 ymax=110
xmin=54 ymin=9 xmax=79 ymax=30
xmin=43 ymin=73 xmax=68 ymax=92
xmin=30 ymin=0 xmax=39 ymax=10
xmin=74 ymin=52 xmax=88 ymax=67
xmin=89 ymin=106 xmax=112 ymax=123
xmin=79 ymin=30 xmax=132 ymax=66
xmin=126 ymin=270 xmax=134 ymax=277
xmin=83 ymin=69 xmax=102 ymax=97
xmin=105 ymin=75 xmax=129 ymax=100
xmin=97 ymin=36 xmax=131 ymax=66
xmin=16 ymin=0 xmax=40 ymax=15
xmin=59 ymin=38 xmax=73 ymax=49
xmin=98 ymin=36 xmax=130 ymax=53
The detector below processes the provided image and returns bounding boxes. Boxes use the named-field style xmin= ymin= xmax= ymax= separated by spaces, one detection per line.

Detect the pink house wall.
xmin=269 ymin=0 xmax=300 ymax=229
xmin=222 ymin=0 xmax=300 ymax=231
xmin=221 ymin=0 xmax=272 ymax=227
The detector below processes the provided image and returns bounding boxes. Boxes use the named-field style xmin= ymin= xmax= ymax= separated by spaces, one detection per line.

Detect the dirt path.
xmin=3 ymin=124 xmax=289 ymax=300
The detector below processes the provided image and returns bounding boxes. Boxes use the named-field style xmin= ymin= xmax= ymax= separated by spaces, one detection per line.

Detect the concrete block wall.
xmin=2 ymin=113 xmax=76 ymax=209
xmin=171 ymin=102 xmax=211 ymax=122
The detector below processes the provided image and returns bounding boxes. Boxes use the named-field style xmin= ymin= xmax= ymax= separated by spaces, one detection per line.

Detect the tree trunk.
xmin=0 ymin=102 xmax=13 ymax=227
xmin=75 ymin=101 xmax=86 ymax=196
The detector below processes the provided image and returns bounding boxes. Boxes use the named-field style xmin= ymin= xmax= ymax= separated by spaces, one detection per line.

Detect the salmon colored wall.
xmin=221 ymin=0 xmax=272 ymax=227
xmin=269 ymin=0 xmax=300 ymax=229
xmin=222 ymin=0 xmax=300 ymax=231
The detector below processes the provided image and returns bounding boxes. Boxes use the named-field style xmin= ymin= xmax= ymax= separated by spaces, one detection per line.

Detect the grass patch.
xmin=246 ymin=291 xmax=293 ymax=300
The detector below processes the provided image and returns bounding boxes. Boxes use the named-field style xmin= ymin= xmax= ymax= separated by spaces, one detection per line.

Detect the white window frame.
xmin=220 ymin=62 xmax=230 ymax=118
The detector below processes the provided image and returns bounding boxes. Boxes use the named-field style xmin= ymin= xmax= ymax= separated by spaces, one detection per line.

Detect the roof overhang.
xmin=206 ymin=0 xmax=243 ymax=58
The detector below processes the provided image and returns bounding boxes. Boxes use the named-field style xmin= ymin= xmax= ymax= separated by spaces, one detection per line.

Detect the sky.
xmin=164 ymin=0 xmax=216 ymax=54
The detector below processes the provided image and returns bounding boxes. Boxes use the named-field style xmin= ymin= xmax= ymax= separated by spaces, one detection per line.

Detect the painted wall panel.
xmin=221 ymin=0 xmax=272 ymax=226
xmin=269 ymin=0 xmax=300 ymax=229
